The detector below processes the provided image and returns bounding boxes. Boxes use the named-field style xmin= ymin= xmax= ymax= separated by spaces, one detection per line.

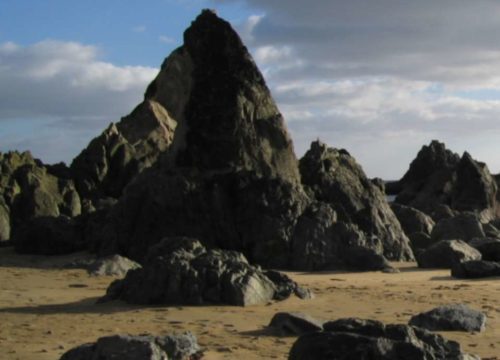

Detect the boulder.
xmin=408 ymin=232 xmax=434 ymax=251
xmin=343 ymin=246 xmax=394 ymax=271
xmin=87 ymin=254 xmax=142 ymax=277
xmin=416 ymin=240 xmax=481 ymax=269
xmin=451 ymin=260 xmax=500 ymax=279
xmin=13 ymin=216 xmax=85 ymax=255
xmin=290 ymin=317 xmax=477 ymax=360
xmin=99 ymin=238 xmax=305 ymax=306
xmin=431 ymin=213 xmax=485 ymax=242
xmin=409 ymin=304 xmax=486 ymax=332
xmin=390 ymin=203 xmax=435 ymax=236
xmin=482 ymin=222 xmax=500 ymax=238
xmin=268 ymin=312 xmax=323 ymax=336
xmin=263 ymin=270 xmax=314 ymax=301
xmin=430 ymin=204 xmax=458 ymax=222
xmin=60 ymin=332 xmax=201 ymax=360
xmin=469 ymin=237 xmax=500 ymax=261
xmin=395 ymin=141 xmax=499 ymax=222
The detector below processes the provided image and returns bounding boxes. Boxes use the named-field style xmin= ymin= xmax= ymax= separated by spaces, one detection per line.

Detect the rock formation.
xmin=416 ymin=240 xmax=481 ymax=269
xmin=409 ymin=304 xmax=486 ymax=332
xmin=394 ymin=140 xmax=499 ymax=222
xmin=451 ymin=259 xmax=500 ymax=279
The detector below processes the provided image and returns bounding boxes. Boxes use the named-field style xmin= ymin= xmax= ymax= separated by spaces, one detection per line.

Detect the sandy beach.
xmin=0 ymin=247 xmax=498 ymax=360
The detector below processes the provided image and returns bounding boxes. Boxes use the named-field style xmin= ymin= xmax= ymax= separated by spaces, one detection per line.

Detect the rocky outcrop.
xmin=390 ymin=203 xmax=434 ymax=236
xmin=70 ymin=100 xmax=176 ymax=204
xmin=431 ymin=213 xmax=485 ymax=242
xmin=409 ymin=304 xmax=486 ymax=332
xmin=60 ymin=332 xmax=201 ymax=360
xmin=468 ymin=237 xmax=500 ymax=261
xmin=295 ymin=141 xmax=414 ymax=267
xmin=416 ymin=240 xmax=482 ymax=268
xmin=99 ymin=238 xmax=308 ymax=306
xmin=394 ymin=140 xmax=498 ymax=222
xmin=452 ymin=260 xmax=500 ymax=279
xmin=289 ymin=318 xmax=478 ymax=360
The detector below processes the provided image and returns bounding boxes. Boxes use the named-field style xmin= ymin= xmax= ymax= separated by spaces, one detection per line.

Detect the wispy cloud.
xmin=158 ymin=35 xmax=175 ymax=44
xmin=132 ymin=25 xmax=146 ymax=33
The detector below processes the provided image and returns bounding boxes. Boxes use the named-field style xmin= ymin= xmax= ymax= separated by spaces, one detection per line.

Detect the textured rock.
xmin=409 ymin=304 xmax=486 ymax=332
xmin=408 ymin=232 xmax=434 ymax=251
xmin=269 ymin=312 xmax=323 ymax=336
xmin=390 ymin=203 xmax=435 ymax=236
xmin=0 ymin=197 xmax=10 ymax=241
xmin=60 ymin=332 xmax=201 ymax=360
xmin=395 ymin=140 xmax=499 ymax=222
xmin=297 ymin=141 xmax=414 ymax=264
xmin=99 ymin=238 xmax=304 ymax=306
xmin=87 ymin=254 xmax=142 ymax=277
xmin=431 ymin=213 xmax=485 ymax=242
xmin=71 ymin=100 xmax=176 ymax=203
xmin=290 ymin=317 xmax=477 ymax=360
xmin=13 ymin=216 xmax=85 ymax=255
xmin=451 ymin=260 xmax=500 ymax=279
xmin=416 ymin=240 xmax=482 ymax=269
xmin=469 ymin=237 xmax=500 ymax=261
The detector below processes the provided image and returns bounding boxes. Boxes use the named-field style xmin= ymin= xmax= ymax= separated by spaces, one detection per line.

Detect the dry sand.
xmin=0 ymin=247 xmax=499 ymax=360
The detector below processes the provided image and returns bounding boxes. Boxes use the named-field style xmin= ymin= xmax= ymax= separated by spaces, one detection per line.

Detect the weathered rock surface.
xmin=395 ymin=140 xmax=498 ymax=222
xmin=451 ymin=260 xmax=500 ymax=279
xmin=99 ymin=238 xmax=306 ymax=306
xmin=408 ymin=232 xmax=434 ymax=251
xmin=71 ymin=100 xmax=176 ymax=204
xmin=13 ymin=216 xmax=85 ymax=255
xmin=290 ymin=318 xmax=478 ymax=360
xmin=0 ymin=197 xmax=10 ymax=241
xmin=269 ymin=312 xmax=323 ymax=336
xmin=416 ymin=240 xmax=482 ymax=269
xmin=60 ymin=332 xmax=201 ymax=360
xmin=390 ymin=203 xmax=435 ymax=236
xmin=409 ymin=304 xmax=486 ymax=332
xmin=87 ymin=254 xmax=142 ymax=277
xmin=431 ymin=213 xmax=485 ymax=242
xmin=468 ymin=237 xmax=500 ymax=261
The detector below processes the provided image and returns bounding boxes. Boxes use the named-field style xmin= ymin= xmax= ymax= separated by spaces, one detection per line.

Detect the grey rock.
xmin=451 ymin=260 xmax=500 ymax=279
xmin=408 ymin=231 xmax=434 ymax=251
xmin=269 ymin=312 xmax=323 ymax=336
xmin=60 ymin=332 xmax=201 ymax=360
xmin=431 ymin=213 xmax=485 ymax=242
xmin=469 ymin=237 xmax=500 ymax=261
xmin=343 ymin=246 xmax=394 ymax=271
xmin=290 ymin=317 xmax=477 ymax=360
xmin=416 ymin=240 xmax=482 ymax=269
xmin=390 ymin=203 xmax=435 ymax=236
xmin=481 ymin=222 xmax=500 ymax=238
xmin=87 ymin=254 xmax=142 ymax=277
xmin=99 ymin=238 xmax=304 ymax=306
xmin=409 ymin=304 xmax=486 ymax=332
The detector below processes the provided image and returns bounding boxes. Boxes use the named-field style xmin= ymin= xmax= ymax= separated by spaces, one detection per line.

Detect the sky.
xmin=2 ymin=1 xmax=500 ymax=179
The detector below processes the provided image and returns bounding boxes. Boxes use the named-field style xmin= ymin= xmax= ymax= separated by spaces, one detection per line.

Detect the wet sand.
xmin=0 ymin=247 xmax=499 ymax=359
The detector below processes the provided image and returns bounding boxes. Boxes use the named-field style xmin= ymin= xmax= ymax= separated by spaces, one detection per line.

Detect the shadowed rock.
xmin=87 ymin=254 xmax=142 ymax=277
xmin=468 ymin=237 xmax=500 ymax=261
xmin=452 ymin=260 xmax=500 ymax=279
xmin=60 ymin=332 xmax=201 ymax=360
xmin=416 ymin=240 xmax=481 ymax=269
xmin=390 ymin=203 xmax=435 ymax=236
xmin=290 ymin=317 xmax=478 ymax=360
xmin=409 ymin=304 xmax=486 ymax=332
xmin=269 ymin=312 xmax=323 ymax=336
xmin=431 ymin=213 xmax=485 ymax=242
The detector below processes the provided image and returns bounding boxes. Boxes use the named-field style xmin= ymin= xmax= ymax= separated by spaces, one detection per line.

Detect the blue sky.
xmin=2 ymin=0 xmax=500 ymax=179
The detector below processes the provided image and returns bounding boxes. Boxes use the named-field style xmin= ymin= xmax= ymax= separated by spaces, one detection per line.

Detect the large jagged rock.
xmin=99 ymin=237 xmax=306 ymax=306
xmin=431 ymin=213 xmax=485 ymax=242
xmin=0 ymin=151 xmax=81 ymax=244
xmin=289 ymin=318 xmax=478 ymax=360
xmin=416 ymin=240 xmax=482 ymax=269
xmin=60 ymin=332 xmax=201 ymax=360
xmin=71 ymin=100 xmax=176 ymax=204
xmin=390 ymin=203 xmax=435 ymax=236
xmin=296 ymin=141 xmax=414 ymax=265
xmin=394 ymin=140 xmax=499 ymax=222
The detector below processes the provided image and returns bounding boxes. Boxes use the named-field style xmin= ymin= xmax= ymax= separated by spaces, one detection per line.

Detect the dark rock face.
xmin=416 ymin=240 xmax=481 ymax=269
xmin=409 ymin=304 xmax=486 ymax=332
xmin=289 ymin=318 xmax=476 ymax=360
xmin=13 ymin=216 xmax=85 ymax=255
xmin=296 ymin=141 xmax=414 ymax=266
xmin=395 ymin=140 xmax=498 ymax=222
xmin=60 ymin=332 xmax=201 ymax=360
xmin=71 ymin=100 xmax=176 ymax=204
xmin=390 ymin=203 xmax=435 ymax=236
xmin=468 ymin=237 xmax=500 ymax=261
xmin=269 ymin=312 xmax=323 ymax=336
xmin=408 ymin=232 xmax=434 ymax=251
xmin=87 ymin=254 xmax=142 ymax=277
xmin=99 ymin=238 xmax=305 ymax=306
xmin=431 ymin=213 xmax=485 ymax=242
xmin=452 ymin=260 xmax=500 ymax=279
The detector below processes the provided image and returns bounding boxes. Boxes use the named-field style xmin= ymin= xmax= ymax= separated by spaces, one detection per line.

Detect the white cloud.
xmin=132 ymin=25 xmax=146 ymax=33
xmin=0 ymin=40 xmax=158 ymax=164
xmin=159 ymin=35 xmax=176 ymax=44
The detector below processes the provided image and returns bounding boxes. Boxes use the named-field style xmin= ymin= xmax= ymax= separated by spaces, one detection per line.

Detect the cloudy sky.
xmin=2 ymin=0 xmax=500 ymax=179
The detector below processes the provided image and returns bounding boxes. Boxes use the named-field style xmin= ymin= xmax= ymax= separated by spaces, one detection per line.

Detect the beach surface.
xmin=0 ymin=247 xmax=499 ymax=359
